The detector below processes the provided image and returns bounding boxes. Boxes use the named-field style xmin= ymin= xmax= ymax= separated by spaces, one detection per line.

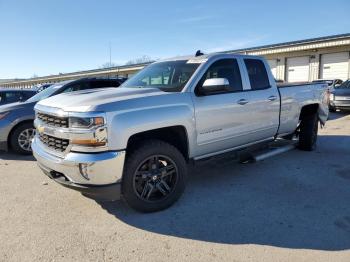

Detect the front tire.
xmin=10 ymin=122 xmax=35 ymax=155
xmin=298 ymin=113 xmax=318 ymax=151
xmin=122 ymin=140 xmax=187 ymax=212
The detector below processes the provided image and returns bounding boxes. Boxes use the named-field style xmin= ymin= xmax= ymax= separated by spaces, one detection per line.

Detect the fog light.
xmin=79 ymin=163 xmax=90 ymax=180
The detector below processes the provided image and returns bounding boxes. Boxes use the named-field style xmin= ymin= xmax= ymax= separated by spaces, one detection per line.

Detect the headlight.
xmin=69 ymin=116 xmax=104 ymax=129
xmin=329 ymin=93 xmax=334 ymax=100
xmin=0 ymin=111 xmax=10 ymax=120
xmin=69 ymin=116 xmax=107 ymax=147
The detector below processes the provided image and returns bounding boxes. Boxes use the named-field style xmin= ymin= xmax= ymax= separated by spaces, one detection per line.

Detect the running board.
xmin=252 ymin=141 xmax=297 ymax=162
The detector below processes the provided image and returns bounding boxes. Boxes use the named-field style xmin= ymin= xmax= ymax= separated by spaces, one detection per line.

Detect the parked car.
xmin=0 ymin=77 xmax=126 ymax=154
xmin=0 ymin=88 xmax=37 ymax=106
xmin=34 ymin=83 xmax=53 ymax=93
xmin=32 ymin=53 xmax=329 ymax=212
xmin=329 ymin=79 xmax=350 ymax=112
xmin=312 ymin=79 xmax=343 ymax=92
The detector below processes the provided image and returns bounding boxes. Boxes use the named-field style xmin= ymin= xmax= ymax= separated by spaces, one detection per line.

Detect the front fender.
xmin=106 ymin=104 xmax=196 ymax=156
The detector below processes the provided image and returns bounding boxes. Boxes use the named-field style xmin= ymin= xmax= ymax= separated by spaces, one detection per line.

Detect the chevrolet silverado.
xmin=32 ymin=53 xmax=329 ymax=212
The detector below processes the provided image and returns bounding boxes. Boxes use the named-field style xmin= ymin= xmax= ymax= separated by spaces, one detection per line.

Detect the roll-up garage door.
xmin=320 ymin=52 xmax=349 ymax=81
xmin=286 ymin=56 xmax=310 ymax=82
xmin=267 ymin=59 xmax=277 ymax=79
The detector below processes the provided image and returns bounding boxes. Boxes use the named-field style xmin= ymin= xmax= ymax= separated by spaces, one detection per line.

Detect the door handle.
xmin=237 ymin=99 xmax=248 ymax=105
xmin=268 ymin=95 xmax=277 ymax=101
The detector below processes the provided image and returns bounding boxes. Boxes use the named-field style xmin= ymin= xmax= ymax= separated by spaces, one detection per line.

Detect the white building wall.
xmin=260 ymin=45 xmax=350 ymax=82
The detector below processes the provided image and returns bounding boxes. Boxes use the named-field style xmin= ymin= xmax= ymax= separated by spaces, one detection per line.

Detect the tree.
xmin=125 ymin=55 xmax=153 ymax=65
xmin=100 ymin=62 xmax=118 ymax=69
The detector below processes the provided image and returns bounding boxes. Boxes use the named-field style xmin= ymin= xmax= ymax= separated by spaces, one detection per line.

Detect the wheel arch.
xmin=299 ymin=103 xmax=319 ymax=120
xmin=126 ymin=125 xmax=190 ymax=161
xmin=7 ymin=120 xmax=34 ymax=149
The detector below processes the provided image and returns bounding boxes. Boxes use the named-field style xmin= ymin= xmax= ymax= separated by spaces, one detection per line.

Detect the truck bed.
xmin=277 ymin=82 xmax=316 ymax=88
xmin=277 ymin=82 xmax=328 ymax=135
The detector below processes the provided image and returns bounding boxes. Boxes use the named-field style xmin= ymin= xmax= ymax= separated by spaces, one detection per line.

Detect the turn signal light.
xmin=71 ymin=139 xmax=106 ymax=147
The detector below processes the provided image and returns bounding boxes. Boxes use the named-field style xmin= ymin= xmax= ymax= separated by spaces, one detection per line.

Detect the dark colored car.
xmin=34 ymin=83 xmax=53 ymax=93
xmin=0 ymin=88 xmax=37 ymax=106
xmin=329 ymin=79 xmax=350 ymax=112
xmin=0 ymin=77 xmax=126 ymax=154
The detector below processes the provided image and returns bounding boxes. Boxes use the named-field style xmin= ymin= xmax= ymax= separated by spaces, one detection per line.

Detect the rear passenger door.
xmin=241 ymin=58 xmax=280 ymax=142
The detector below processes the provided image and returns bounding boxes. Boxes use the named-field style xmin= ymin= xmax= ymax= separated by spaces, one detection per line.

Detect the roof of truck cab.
xmin=158 ymin=53 xmax=263 ymax=63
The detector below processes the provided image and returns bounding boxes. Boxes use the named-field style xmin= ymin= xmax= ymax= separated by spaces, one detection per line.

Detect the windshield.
xmin=26 ymin=83 xmax=63 ymax=102
xmin=336 ymin=80 xmax=350 ymax=89
xmin=122 ymin=60 xmax=201 ymax=92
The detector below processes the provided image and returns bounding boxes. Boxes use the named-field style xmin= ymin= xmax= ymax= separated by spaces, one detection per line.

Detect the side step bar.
xmin=252 ymin=141 xmax=297 ymax=162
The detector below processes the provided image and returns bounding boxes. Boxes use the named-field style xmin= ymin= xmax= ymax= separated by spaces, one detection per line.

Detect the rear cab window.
xmin=244 ymin=59 xmax=270 ymax=90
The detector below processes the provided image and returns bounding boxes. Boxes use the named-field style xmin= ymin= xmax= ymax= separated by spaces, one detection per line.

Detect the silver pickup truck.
xmin=32 ymin=53 xmax=329 ymax=212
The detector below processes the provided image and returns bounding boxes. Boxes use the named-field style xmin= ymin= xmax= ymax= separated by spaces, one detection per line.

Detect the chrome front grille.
xmin=37 ymin=112 xmax=68 ymax=128
xmin=335 ymin=96 xmax=350 ymax=101
xmin=38 ymin=133 xmax=69 ymax=152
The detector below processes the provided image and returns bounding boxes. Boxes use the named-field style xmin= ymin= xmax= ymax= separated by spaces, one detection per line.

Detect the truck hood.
xmin=0 ymin=101 xmax=36 ymax=113
xmin=333 ymin=88 xmax=350 ymax=96
xmin=37 ymin=87 xmax=168 ymax=112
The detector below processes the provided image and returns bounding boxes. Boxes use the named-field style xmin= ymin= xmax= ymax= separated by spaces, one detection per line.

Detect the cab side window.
xmin=196 ymin=59 xmax=243 ymax=95
xmin=5 ymin=91 xmax=22 ymax=103
xmin=244 ymin=59 xmax=270 ymax=90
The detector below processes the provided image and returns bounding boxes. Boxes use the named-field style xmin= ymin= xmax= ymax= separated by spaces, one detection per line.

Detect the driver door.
xmin=191 ymin=58 xmax=253 ymax=157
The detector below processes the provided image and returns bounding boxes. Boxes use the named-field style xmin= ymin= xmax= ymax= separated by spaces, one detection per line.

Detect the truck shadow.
xmin=0 ymin=151 xmax=35 ymax=161
xmin=328 ymin=111 xmax=349 ymax=120
xmin=98 ymin=135 xmax=350 ymax=251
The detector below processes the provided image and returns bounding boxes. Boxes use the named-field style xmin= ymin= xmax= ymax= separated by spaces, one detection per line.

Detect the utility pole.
xmin=109 ymin=41 xmax=112 ymax=67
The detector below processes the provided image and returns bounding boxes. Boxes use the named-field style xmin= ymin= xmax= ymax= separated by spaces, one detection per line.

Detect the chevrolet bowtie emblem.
xmin=37 ymin=125 xmax=45 ymax=133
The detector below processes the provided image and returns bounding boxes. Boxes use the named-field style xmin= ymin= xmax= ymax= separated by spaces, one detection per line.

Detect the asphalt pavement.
xmin=0 ymin=112 xmax=350 ymax=262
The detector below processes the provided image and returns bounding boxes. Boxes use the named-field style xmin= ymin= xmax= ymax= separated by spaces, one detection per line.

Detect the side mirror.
xmin=200 ymin=78 xmax=230 ymax=95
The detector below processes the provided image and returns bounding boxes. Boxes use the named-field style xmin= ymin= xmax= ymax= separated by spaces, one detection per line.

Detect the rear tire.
xmin=10 ymin=122 xmax=35 ymax=155
xmin=298 ymin=113 xmax=318 ymax=151
xmin=122 ymin=139 xmax=187 ymax=212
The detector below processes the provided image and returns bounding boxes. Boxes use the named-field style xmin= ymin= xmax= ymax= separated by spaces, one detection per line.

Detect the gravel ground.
xmin=0 ymin=112 xmax=350 ymax=262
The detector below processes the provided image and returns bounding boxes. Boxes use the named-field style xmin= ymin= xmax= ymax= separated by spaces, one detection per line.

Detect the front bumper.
xmin=32 ymin=137 xmax=126 ymax=200
xmin=330 ymin=100 xmax=350 ymax=110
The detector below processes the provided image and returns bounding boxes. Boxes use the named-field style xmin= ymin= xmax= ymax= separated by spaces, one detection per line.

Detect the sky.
xmin=0 ymin=0 xmax=349 ymax=79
